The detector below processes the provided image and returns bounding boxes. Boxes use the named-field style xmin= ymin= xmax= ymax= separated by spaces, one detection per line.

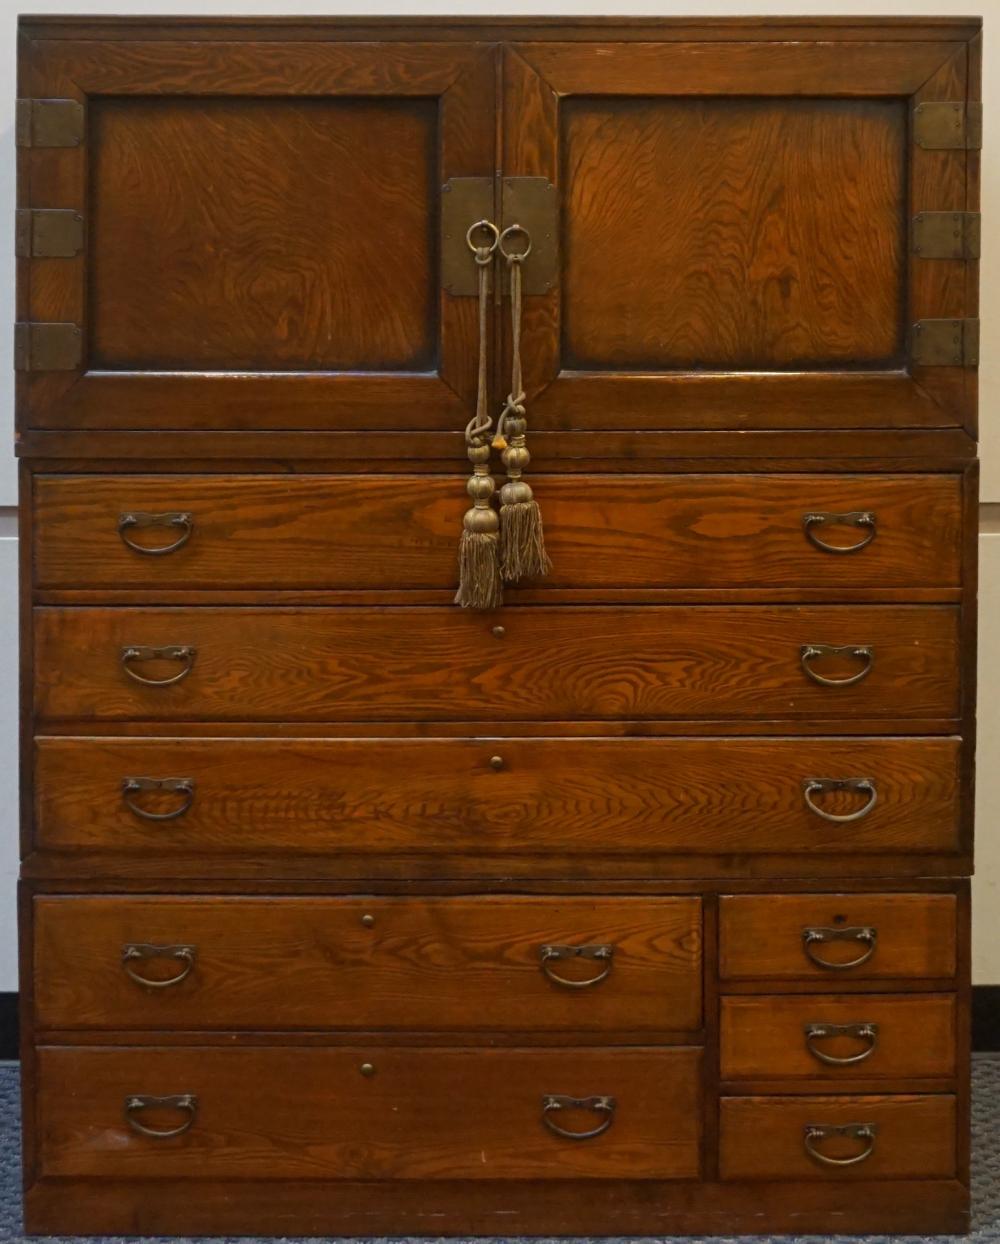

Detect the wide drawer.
xmin=33 ymin=473 xmax=962 ymax=591
xmin=719 ymin=1094 xmax=956 ymax=1180
xmin=33 ymin=736 xmax=962 ymax=858
xmin=720 ymin=995 xmax=957 ymax=1081
xmin=33 ymin=606 xmax=960 ymax=723
xmin=719 ymin=893 xmax=957 ymax=982
xmin=36 ymin=1045 xmax=702 ymax=1181
xmin=33 ymin=895 xmax=702 ymax=1033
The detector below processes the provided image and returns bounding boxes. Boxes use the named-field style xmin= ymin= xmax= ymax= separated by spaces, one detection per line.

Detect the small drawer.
xmin=720 ymin=1094 xmax=956 ymax=1180
xmin=33 ymin=895 xmax=702 ymax=1033
xmin=719 ymin=893 xmax=957 ymax=982
xmin=36 ymin=1045 xmax=703 ymax=1181
xmin=720 ymin=994 xmax=957 ymax=1081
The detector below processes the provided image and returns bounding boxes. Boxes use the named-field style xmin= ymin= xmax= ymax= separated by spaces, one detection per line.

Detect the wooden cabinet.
xmin=17 ymin=15 xmax=977 ymax=1240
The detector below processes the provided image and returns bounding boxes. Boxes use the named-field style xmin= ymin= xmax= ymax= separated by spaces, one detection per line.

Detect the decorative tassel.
xmin=455 ymin=441 xmax=503 ymax=610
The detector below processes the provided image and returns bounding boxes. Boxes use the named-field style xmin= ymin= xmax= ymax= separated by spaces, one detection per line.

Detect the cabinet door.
xmin=504 ymin=39 xmax=977 ymax=431
xmin=18 ymin=38 xmax=495 ymax=431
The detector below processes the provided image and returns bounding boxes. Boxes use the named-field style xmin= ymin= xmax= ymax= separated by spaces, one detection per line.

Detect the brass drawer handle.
xmin=121 ymin=645 xmax=196 ymax=686
xmin=805 ymin=1021 xmax=879 ymax=1066
xmin=539 ymin=944 xmax=614 ymax=989
xmin=803 ymin=511 xmax=876 ymax=554
xmin=118 ymin=511 xmax=193 ymax=556
xmin=802 ymin=778 xmax=878 ymax=823
xmin=802 ymin=925 xmax=878 ymax=971
xmin=122 ymin=943 xmax=197 ymax=989
xmin=800 ymin=644 xmax=874 ymax=687
xmin=541 ymin=1094 xmax=616 ymax=1140
xmin=122 ymin=777 xmax=195 ymax=821
xmin=803 ymin=1122 xmax=877 ymax=1167
xmin=125 ymin=1093 xmax=197 ymax=1138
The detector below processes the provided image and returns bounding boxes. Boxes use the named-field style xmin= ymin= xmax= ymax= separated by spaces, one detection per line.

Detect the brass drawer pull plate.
xmin=803 ymin=511 xmax=876 ymax=554
xmin=122 ymin=943 xmax=197 ymax=989
xmin=804 ymin=1122 xmax=877 ymax=1167
xmin=802 ymin=778 xmax=878 ymax=823
xmin=122 ymin=776 xmax=195 ymax=821
xmin=118 ymin=511 xmax=193 ymax=555
xmin=125 ymin=1093 xmax=198 ymax=1138
xmin=800 ymin=644 xmax=874 ymax=687
xmin=805 ymin=1021 xmax=879 ymax=1066
xmin=541 ymin=1094 xmax=616 ymax=1140
xmin=539 ymin=944 xmax=614 ymax=988
xmin=121 ymin=645 xmax=196 ymax=686
xmin=802 ymin=925 xmax=877 ymax=971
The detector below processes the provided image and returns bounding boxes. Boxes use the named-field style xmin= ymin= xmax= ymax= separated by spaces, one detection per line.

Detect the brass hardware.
xmin=803 ymin=1122 xmax=877 ymax=1167
xmin=539 ymin=944 xmax=614 ymax=989
xmin=121 ymin=645 xmax=196 ymax=687
xmin=16 ymin=98 xmax=85 ymax=148
xmin=911 ymin=318 xmax=980 ymax=366
xmin=124 ymin=1094 xmax=197 ymax=1139
xmin=441 ymin=177 xmax=495 ymax=296
xmin=913 ymin=101 xmax=982 ymax=150
xmin=541 ymin=1094 xmax=616 ymax=1140
xmin=15 ymin=209 xmax=84 ymax=258
xmin=800 ymin=644 xmax=873 ymax=688
xmin=489 ymin=755 xmax=505 ymax=771
xmin=501 ymin=177 xmax=558 ymax=294
xmin=802 ymin=511 xmax=876 ymax=554
xmin=360 ymin=1063 xmax=376 ymax=1077
xmin=802 ymin=926 xmax=878 ymax=971
xmin=913 ymin=211 xmax=981 ymax=260
xmin=121 ymin=943 xmax=197 ymax=989
xmin=122 ymin=777 xmax=195 ymax=822
xmin=805 ymin=1021 xmax=879 ymax=1067
xmin=492 ymin=625 xmax=506 ymax=638
xmin=14 ymin=322 xmax=82 ymax=371
xmin=802 ymin=778 xmax=878 ymax=824
xmin=118 ymin=512 xmax=194 ymax=556
xmin=361 ymin=914 xmax=376 ymax=928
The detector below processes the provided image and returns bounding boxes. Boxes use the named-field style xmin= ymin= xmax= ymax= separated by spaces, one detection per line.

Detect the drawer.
xmin=719 ymin=1094 xmax=955 ymax=1180
xmin=33 ymin=473 xmax=962 ymax=591
xmin=33 ymin=736 xmax=962 ymax=858
xmin=33 ymin=895 xmax=702 ymax=1033
xmin=719 ymin=893 xmax=957 ymax=982
xmin=720 ymin=995 xmax=957 ymax=1081
xmin=36 ymin=1045 xmax=702 ymax=1181
xmin=33 ymin=606 xmax=960 ymax=723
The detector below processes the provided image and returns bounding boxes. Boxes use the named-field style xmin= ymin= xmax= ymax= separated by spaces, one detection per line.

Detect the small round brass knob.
xmin=492 ymin=625 xmax=506 ymax=638
xmin=360 ymin=1062 xmax=376 ymax=1077
xmin=490 ymin=756 xmax=505 ymax=771
xmin=361 ymin=914 xmax=375 ymax=928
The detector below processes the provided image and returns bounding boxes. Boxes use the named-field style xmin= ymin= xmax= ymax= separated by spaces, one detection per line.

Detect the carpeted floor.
xmin=1 ymin=1058 xmax=998 ymax=1244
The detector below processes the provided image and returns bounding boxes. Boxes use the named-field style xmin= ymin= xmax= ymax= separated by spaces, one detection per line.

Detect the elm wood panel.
xmin=35 ymin=1045 xmax=703 ymax=1181
xmin=32 ymin=473 xmax=964 ymax=591
xmin=719 ymin=1094 xmax=956 ymax=1180
xmin=32 ymin=736 xmax=962 ymax=857
xmin=719 ymin=893 xmax=957 ymax=982
xmin=719 ymin=994 xmax=957 ymax=1081
xmin=32 ymin=895 xmax=702 ymax=1033
xmin=32 ymin=606 xmax=961 ymax=724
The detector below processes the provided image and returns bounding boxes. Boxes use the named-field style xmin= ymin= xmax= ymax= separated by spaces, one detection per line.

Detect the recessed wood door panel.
xmin=33 ymin=605 xmax=960 ymax=724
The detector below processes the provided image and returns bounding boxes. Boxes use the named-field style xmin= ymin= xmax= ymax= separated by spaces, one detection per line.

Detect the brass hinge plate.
xmin=913 ymin=101 xmax=982 ymax=150
xmin=15 ymin=209 xmax=84 ymax=258
xmin=911 ymin=318 xmax=980 ymax=366
xmin=501 ymin=176 xmax=558 ymax=295
xmin=441 ymin=177 xmax=494 ymax=296
xmin=912 ymin=211 xmax=981 ymax=259
xmin=16 ymin=98 xmax=84 ymax=148
xmin=14 ymin=322 xmax=83 ymax=371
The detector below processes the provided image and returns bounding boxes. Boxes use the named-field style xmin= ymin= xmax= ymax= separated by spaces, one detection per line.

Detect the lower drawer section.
xmin=36 ymin=1045 xmax=703 ymax=1182
xmin=719 ymin=1094 xmax=956 ymax=1180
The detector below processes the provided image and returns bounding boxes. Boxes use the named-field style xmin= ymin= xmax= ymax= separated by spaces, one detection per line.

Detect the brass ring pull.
xmin=800 ymin=644 xmax=874 ymax=687
xmin=539 ymin=944 xmax=614 ymax=989
xmin=802 ymin=926 xmax=878 ymax=971
xmin=803 ymin=511 xmax=876 ymax=554
xmin=803 ymin=1122 xmax=877 ymax=1167
xmin=466 ymin=219 xmax=499 ymax=261
xmin=805 ymin=1022 xmax=879 ymax=1066
xmin=802 ymin=778 xmax=878 ymax=823
xmin=121 ymin=645 xmax=196 ymax=686
xmin=122 ymin=777 xmax=195 ymax=822
xmin=541 ymin=1094 xmax=616 ymax=1140
xmin=122 ymin=943 xmax=197 ymax=989
xmin=499 ymin=222 xmax=532 ymax=262
xmin=118 ymin=512 xmax=194 ymax=556
xmin=125 ymin=1094 xmax=197 ymax=1138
